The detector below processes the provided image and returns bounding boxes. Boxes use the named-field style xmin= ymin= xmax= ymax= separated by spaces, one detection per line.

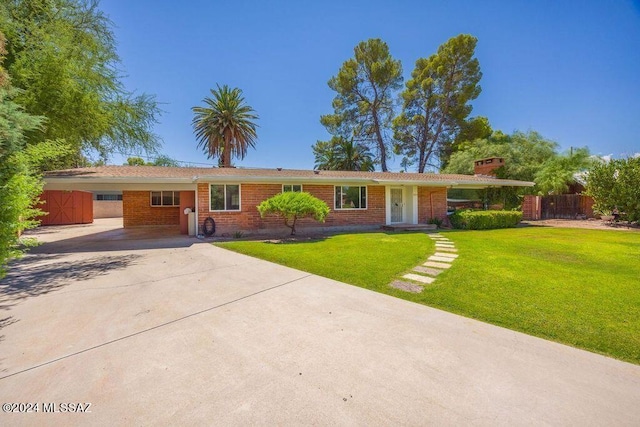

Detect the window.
xmin=150 ymin=191 xmax=180 ymax=206
xmin=335 ymin=186 xmax=367 ymax=209
xmin=283 ymin=184 xmax=302 ymax=192
xmin=96 ymin=194 xmax=122 ymax=201
xmin=210 ymin=184 xmax=240 ymax=211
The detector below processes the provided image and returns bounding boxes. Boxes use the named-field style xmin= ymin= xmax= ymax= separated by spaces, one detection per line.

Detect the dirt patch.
xmin=522 ymin=219 xmax=640 ymax=232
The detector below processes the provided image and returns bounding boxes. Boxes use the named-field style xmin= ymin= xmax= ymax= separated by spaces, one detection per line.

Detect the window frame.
xmin=334 ymin=185 xmax=367 ymax=210
xmin=209 ymin=184 xmax=242 ymax=212
xmin=150 ymin=191 xmax=180 ymax=207
xmin=282 ymin=184 xmax=303 ymax=193
xmin=96 ymin=194 xmax=123 ymax=201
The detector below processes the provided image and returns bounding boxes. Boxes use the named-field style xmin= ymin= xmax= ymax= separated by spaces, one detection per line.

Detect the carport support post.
xmin=194 ymin=183 xmax=199 ymax=236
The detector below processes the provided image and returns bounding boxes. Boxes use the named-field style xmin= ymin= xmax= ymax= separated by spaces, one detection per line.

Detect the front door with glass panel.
xmin=390 ymin=188 xmax=404 ymax=223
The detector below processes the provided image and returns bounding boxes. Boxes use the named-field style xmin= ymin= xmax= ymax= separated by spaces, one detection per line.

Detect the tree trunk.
xmin=222 ymin=130 xmax=232 ymax=167
xmin=285 ymin=216 xmax=297 ymax=235
xmin=371 ymin=108 xmax=388 ymax=171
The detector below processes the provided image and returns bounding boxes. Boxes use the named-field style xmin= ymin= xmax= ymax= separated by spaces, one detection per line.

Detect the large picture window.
xmin=335 ymin=186 xmax=367 ymax=210
xmin=150 ymin=191 xmax=180 ymax=206
xmin=210 ymin=184 xmax=241 ymax=211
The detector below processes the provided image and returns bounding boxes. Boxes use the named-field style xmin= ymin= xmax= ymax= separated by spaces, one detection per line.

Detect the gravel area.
xmin=522 ymin=219 xmax=639 ymax=232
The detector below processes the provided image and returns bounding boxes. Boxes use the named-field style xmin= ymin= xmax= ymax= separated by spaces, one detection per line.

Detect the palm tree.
xmin=192 ymin=85 xmax=258 ymax=167
xmin=313 ymin=136 xmax=375 ymax=171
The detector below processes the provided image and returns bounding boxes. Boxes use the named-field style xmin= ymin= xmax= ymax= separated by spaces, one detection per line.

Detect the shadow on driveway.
xmin=0 ymin=254 xmax=141 ymax=310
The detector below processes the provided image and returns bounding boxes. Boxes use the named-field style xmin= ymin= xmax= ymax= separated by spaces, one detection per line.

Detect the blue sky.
xmin=100 ymin=0 xmax=640 ymax=170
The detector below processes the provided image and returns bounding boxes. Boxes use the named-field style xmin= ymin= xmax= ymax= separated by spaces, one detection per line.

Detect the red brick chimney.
xmin=474 ymin=157 xmax=504 ymax=176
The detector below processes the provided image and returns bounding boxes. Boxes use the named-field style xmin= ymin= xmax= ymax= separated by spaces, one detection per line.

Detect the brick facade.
xmin=192 ymin=183 xmax=447 ymax=235
xmin=123 ymin=191 xmax=180 ymax=227
xmin=474 ymin=157 xmax=504 ymax=176
xmin=522 ymin=195 xmax=541 ymax=220
xmin=417 ymin=187 xmax=448 ymax=222
xmin=124 ymin=184 xmax=450 ymax=233
xmin=196 ymin=183 xmax=388 ymax=235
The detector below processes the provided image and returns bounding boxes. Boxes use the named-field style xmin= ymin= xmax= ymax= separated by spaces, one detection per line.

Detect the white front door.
xmin=390 ymin=188 xmax=404 ymax=223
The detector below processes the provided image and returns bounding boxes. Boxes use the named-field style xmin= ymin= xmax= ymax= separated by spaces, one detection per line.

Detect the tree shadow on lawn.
xmin=0 ymin=253 xmax=141 ymax=310
xmin=251 ymin=229 xmax=432 ymax=245
xmin=260 ymin=236 xmax=329 ymax=245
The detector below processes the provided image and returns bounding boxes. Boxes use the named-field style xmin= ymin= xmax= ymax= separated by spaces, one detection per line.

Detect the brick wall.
xmin=417 ymin=188 xmax=448 ymax=222
xmin=197 ymin=183 xmax=386 ymax=235
xmin=123 ymin=191 xmax=180 ymax=227
xmin=474 ymin=158 xmax=504 ymax=176
xmin=522 ymin=195 xmax=541 ymax=220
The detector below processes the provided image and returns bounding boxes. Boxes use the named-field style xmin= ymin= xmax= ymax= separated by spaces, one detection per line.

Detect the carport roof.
xmin=44 ymin=166 xmax=534 ymax=188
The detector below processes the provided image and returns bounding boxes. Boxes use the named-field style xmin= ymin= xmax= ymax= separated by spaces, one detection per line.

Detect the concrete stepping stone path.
xmin=402 ymin=273 xmax=436 ymax=284
xmin=389 ymin=280 xmax=423 ymax=293
xmin=428 ymin=255 xmax=456 ymax=263
xmin=412 ymin=266 xmax=442 ymax=276
xmin=433 ymin=252 xmax=458 ymax=258
xmin=389 ymin=232 xmax=459 ymax=292
xmin=423 ymin=261 xmax=453 ymax=269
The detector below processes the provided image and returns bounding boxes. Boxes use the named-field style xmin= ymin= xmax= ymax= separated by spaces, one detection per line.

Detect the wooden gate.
xmin=541 ymin=195 xmax=592 ymax=219
xmin=39 ymin=190 xmax=93 ymax=225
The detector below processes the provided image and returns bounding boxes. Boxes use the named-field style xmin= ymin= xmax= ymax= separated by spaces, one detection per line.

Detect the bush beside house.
xmin=451 ymin=210 xmax=522 ymax=230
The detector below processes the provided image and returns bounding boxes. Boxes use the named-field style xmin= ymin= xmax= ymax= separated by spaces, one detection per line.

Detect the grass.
xmin=217 ymin=227 xmax=640 ymax=364
xmin=219 ymin=232 xmax=434 ymax=290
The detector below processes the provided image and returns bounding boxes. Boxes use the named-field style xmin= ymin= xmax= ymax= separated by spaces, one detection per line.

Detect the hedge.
xmin=450 ymin=210 xmax=523 ymax=230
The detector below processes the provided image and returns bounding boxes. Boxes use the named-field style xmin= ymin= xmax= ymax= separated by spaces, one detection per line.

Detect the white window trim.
xmin=334 ymin=185 xmax=368 ymax=210
xmin=209 ymin=183 xmax=242 ymax=212
xmin=282 ymin=184 xmax=303 ymax=193
xmin=150 ymin=191 xmax=180 ymax=207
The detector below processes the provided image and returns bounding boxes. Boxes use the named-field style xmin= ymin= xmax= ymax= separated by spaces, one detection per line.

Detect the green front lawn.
xmin=217 ymin=228 xmax=640 ymax=364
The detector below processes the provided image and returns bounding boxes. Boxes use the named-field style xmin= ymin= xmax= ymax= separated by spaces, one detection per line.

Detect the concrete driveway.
xmin=1 ymin=220 xmax=639 ymax=425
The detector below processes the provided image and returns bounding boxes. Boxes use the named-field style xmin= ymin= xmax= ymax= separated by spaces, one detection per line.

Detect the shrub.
xmin=450 ymin=210 xmax=522 ymax=230
xmin=427 ymin=217 xmax=443 ymax=228
xmin=585 ymin=157 xmax=640 ymax=223
xmin=257 ymin=192 xmax=330 ymax=235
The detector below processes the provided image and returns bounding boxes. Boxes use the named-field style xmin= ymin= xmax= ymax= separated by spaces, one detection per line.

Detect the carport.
xmin=43 ymin=169 xmax=198 ymax=235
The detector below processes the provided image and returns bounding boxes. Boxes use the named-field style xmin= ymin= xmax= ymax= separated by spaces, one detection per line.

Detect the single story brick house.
xmin=43 ymin=166 xmax=533 ymax=235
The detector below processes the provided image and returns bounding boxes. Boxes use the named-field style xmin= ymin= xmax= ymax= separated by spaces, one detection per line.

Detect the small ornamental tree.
xmin=257 ymin=192 xmax=330 ymax=235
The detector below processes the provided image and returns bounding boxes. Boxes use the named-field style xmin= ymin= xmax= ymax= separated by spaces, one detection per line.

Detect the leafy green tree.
xmin=257 ymin=192 xmax=330 ymax=235
xmin=449 ymin=116 xmax=493 ymax=160
xmin=0 ymin=30 xmax=71 ymax=276
xmin=535 ymin=147 xmax=593 ymax=195
xmin=125 ymin=156 xmax=147 ymax=166
xmin=586 ymin=157 xmax=640 ymax=222
xmin=444 ymin=130 xmax=558 ymax=182
xmin=125 ymin=155 xmax=179 ymax=166
xmin=311 ymin=140 xmax=338 ymax=171
xmin=393 ymin=34 xmax=482 ymax=172
xmin=151 ymin=155 xmax=180 ymax=167
xmin=312 ymin=136 xmax=375 ymax=171
xmin=192 ymin=84 xmax=259 ymax=167
xmin=1 ymin=0 xmax=161 ymax=165
xmin=321 ymin=38 xmax=402 ymax=171
xmin=443 ymin=130 xmax=559 ymax=208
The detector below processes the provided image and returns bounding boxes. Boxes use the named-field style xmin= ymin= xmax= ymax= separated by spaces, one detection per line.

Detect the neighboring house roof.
xmin=44 ymin=166 xmax=534 ymax=188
